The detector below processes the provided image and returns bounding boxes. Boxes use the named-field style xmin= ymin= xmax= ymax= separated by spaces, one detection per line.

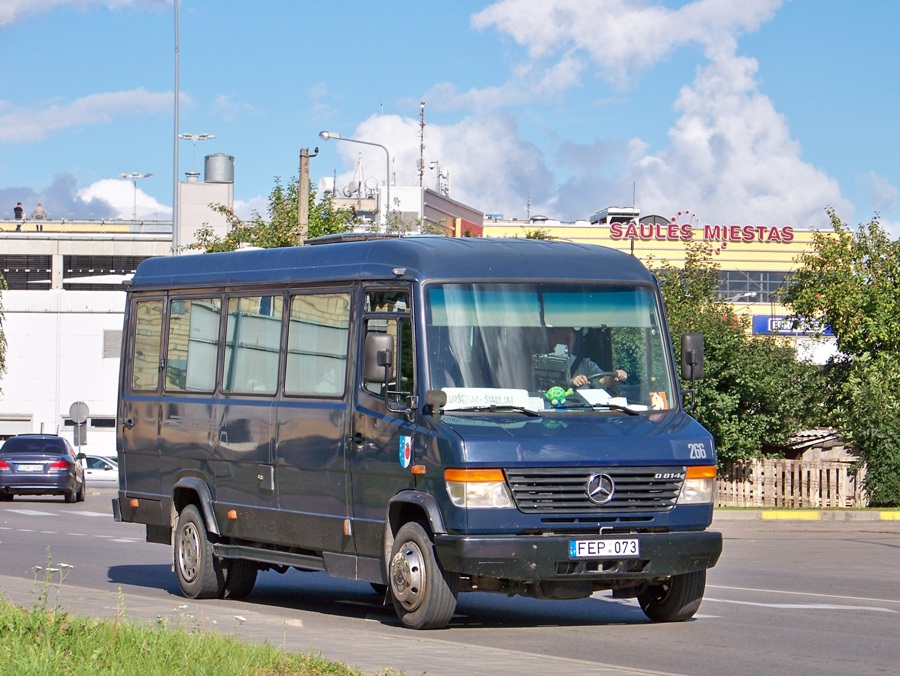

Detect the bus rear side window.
xmin=131 ymin=299 xmax=162 ymax=391
xmin=165 ymin=298 xmax=221 ymax=392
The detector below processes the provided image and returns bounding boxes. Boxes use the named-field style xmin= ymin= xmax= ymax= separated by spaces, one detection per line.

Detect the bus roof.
xmin=129 ymin=236 xmax=656 ymax=291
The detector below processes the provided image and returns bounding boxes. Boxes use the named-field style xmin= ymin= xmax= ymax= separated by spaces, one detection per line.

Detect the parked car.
xmin=80 ymin=455 xmax=119 ymax=487
xmin=0 ymin=434 xmax=86 ymax=503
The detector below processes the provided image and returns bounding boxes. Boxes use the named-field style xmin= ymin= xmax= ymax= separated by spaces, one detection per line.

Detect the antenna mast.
xmin=418 ymin=100 xmax=425 ymax=187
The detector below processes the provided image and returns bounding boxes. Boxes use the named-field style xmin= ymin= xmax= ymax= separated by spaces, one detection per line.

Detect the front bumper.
xmin=434 ymin=530 xmax=722 ymax=581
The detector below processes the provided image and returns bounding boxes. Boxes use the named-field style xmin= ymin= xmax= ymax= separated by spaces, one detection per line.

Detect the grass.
xmin=0 ymin=595 xmax=367 ymax=676
xmin=0 ymin=558 xmax=370 ymax=676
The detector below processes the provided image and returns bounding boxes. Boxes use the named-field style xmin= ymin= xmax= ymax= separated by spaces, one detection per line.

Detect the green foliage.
xmin=525 ymin=229 xmax=553 ymax=240
xmin=783 ymin=209 xmax=900 ymax=356
xmin=783 ymin=210 xmax=900 ymax=505
xmin=190 ymin=177 xmax=355 ymax=252
xmin=653 ymin=242 xmax=824 ymax=462
xmin=835 ymin=352 xmax=900 ymax=506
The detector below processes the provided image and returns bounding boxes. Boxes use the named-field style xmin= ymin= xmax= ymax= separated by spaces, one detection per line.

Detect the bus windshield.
xmin=425 ymin=283 xmax=676 ymax=412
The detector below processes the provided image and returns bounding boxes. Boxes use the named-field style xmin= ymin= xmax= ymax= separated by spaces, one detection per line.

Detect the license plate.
xmin=569 ymin=538 xmax=639 ymax=558
xmin=17 ymin=464 xmax=44 ymax=472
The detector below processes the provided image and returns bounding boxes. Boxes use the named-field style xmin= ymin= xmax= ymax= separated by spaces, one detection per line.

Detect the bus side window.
xmin=131 ymin=299 xmax=163 ymax=392
xmin=165 ymin=298 xmax=221 ymax=393
xmin=285 ymin=292 xmax=351 ymax=396
xmin=223 ymin=295 xmax=283 ymax=395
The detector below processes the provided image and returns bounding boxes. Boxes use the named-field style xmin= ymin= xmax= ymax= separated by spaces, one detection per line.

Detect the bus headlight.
xmin=679 ymin=465 xmax=716 ymax=504
xmin=445 ymin=468 xmax=514 ymax=508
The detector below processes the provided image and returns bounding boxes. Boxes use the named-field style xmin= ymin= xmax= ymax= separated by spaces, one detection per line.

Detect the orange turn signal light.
xmin=227 ymin=509 xmax=238 ymax=520
xmin=686 ymin=465 xmax=717 ymax=479
xmin=444 ymin=468 xmax=505 ymax=482
xmin=129 ymin=498 xmax=139 ymax=508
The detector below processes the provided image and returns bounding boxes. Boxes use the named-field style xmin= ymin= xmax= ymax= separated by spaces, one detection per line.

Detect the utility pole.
xmin=298 ymin=147 xmax=310 ymax=243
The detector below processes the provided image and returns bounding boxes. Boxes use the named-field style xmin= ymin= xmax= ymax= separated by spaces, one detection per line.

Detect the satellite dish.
xmin=365 ymin=177 xmax=378 ymax=196
xmin=343 ymin=180 xmax=360 ymax=197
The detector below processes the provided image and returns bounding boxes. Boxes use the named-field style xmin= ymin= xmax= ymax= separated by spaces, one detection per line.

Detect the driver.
xmin=546 ymin=327 xmax=628 ymax=389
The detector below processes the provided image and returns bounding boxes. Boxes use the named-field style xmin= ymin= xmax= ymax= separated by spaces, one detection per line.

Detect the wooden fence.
xmin=716 ymin=459 xmax=866 ymax=508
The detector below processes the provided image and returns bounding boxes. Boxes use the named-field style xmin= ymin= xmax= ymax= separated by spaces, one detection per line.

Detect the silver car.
xmin=81 ymin=455 xmax=119 ymax=487
xmin=0 ymin=434 xmax=86 ymax=503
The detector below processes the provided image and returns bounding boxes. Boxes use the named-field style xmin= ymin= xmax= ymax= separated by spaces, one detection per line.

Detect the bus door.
xmin=350 ymin=287 xmax=418 ymax=566
xmin=274 ymin=291 xmax=354 ymax=554
xmin=119 ymin=295 xmax=165 ymax=496
xmin=215 ymin=294 xmax=282 ymax=542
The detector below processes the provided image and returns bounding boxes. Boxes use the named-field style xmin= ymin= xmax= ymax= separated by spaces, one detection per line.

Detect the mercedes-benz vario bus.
xmin=113 ymin=235 xmax=722 ymax=630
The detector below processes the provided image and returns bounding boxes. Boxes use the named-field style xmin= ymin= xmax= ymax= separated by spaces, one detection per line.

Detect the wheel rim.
xmin=390 ymin=539 xmax=426 ymax=612
xmin=177 ymin=522 xmax=202 ymax=583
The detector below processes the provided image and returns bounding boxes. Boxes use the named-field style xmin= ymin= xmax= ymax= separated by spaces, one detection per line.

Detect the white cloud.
xmin=0 ymin=0 xmax=162 ymax=27
xmin=78 ymin=177 xmax=170 ymax=220
xmin=233 ymin=195 xmax=268 ymax=220
xmin=448 ymin=0 xmax=849 ymax=228
xmin=472 ymin=0 xmax=783 ymax=88
xmin=322 ymin=113 xmax=555 ymax=222
xmin=0 ymin=89 xmax=175 ymax=143
xmin=630 ymin=52 xmax=851 ymax=228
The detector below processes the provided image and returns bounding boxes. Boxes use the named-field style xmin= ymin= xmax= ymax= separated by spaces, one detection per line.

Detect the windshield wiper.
xmin=447 ymin=405 xmax=541 ymax=417
xmin=589 ymin=402 xmax=640 ymax=416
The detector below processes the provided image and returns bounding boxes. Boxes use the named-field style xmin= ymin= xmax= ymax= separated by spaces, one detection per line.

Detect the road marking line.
xmin=6 ymin=509 xmax=55 ymax=516
xmin=708 ymin=584 xmax=900 ymax=605
xmin=880 ymin=511 xmax=900 ymax=520
xmin=68 ymin=511 xmax=110 ymax=518
xmin=704 ymin=597 xmax=898 ymax=613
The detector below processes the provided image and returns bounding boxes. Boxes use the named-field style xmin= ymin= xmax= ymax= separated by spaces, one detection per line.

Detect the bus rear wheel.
xmin=389 ymin=521 xmax=458 ymax=630
xmin=174 ymin=505 xmax=224 ymax=599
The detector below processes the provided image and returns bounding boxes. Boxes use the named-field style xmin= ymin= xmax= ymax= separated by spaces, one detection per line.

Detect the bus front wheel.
xmin=637 ymin=570 xmax=706 ymax=622
xmin=389 ymin=521 xmax=458 ymax=630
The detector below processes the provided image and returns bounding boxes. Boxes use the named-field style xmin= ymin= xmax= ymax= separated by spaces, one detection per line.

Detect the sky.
xmin=1 ymin=0 xmax=898 ymax=236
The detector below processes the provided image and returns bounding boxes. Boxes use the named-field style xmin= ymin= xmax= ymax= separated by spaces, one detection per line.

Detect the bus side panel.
xmin=214 ymin=397 xmax=279 ymax=543
xmin=275 ymin=400 xmax=352 ymax=554
xmin=159 ymin=398 xmax=219 ymax=496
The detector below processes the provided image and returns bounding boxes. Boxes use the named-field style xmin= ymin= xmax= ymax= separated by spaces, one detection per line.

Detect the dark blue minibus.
xmin=113 ymin=235 xmax=722 ymax=629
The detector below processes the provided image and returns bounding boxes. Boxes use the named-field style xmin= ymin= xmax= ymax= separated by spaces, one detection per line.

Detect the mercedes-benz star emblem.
xmin=586 ymin=473 xmax=615 ymax=505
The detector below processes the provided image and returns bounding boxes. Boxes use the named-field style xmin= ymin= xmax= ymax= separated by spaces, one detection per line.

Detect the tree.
xmin=653 ymin=242 xmax=824 ymax=462
xmin=782 ymin=210 xmax=900 ymax=506
xmin=190 ymin=177 xmax=355 ymax=252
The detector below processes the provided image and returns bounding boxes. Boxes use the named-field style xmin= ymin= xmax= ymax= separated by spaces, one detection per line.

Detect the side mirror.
xmin=681 ymin=332 xmax=705 ymax=381
xmin=364 ymin=333 xmax=394 ymax=383
xmin=425 ymin=389 xmax=448 ymax=422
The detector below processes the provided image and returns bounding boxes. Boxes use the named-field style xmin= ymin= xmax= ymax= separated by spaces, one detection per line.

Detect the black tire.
xmin=64 ymin=488 xmax=77 ymax=503
xmin=174 ymin=505 xmax=224 ymax=599
xmin=76 ymin=482 xmax=86 ymax=502
xmin=637 ymin=570 xmax=706 ymax=622
xmin=221 ymin=558 xmax=258 ymax=600
xmin=0 ymin=493 xmax=13 ymax=501
xmin=389 ymin=521 xmax=458 ymax=630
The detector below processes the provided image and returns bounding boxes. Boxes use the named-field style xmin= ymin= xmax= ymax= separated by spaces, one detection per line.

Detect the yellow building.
xmin=481 ymin=208 xmax=836 ymax=364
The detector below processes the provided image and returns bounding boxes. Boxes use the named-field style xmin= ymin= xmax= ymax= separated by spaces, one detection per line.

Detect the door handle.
xmin=122 ymin=418 xmax=135 ymax=429
xmin=349 ymin=432 xmax=366 ymax=446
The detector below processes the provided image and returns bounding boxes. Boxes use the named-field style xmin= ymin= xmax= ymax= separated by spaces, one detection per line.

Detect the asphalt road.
xmin=1 ymin=489 xmax=898 ymax=675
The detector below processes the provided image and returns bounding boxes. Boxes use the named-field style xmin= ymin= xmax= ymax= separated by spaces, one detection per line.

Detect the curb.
xmin=714 ymin=509 xmax=900 ymax=522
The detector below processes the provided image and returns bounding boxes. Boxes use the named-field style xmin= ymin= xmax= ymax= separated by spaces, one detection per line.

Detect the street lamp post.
xmin=119 ymin=172 xmax=153 ymax=220
xmin=319 ymin=131 xmax=391 ymax=227
xmin=178 ymin=133 xmax=215 ymax=176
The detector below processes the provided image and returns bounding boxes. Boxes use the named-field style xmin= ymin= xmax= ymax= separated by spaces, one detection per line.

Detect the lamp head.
xmin=319 ymin=131 xmax=340 ymax=140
